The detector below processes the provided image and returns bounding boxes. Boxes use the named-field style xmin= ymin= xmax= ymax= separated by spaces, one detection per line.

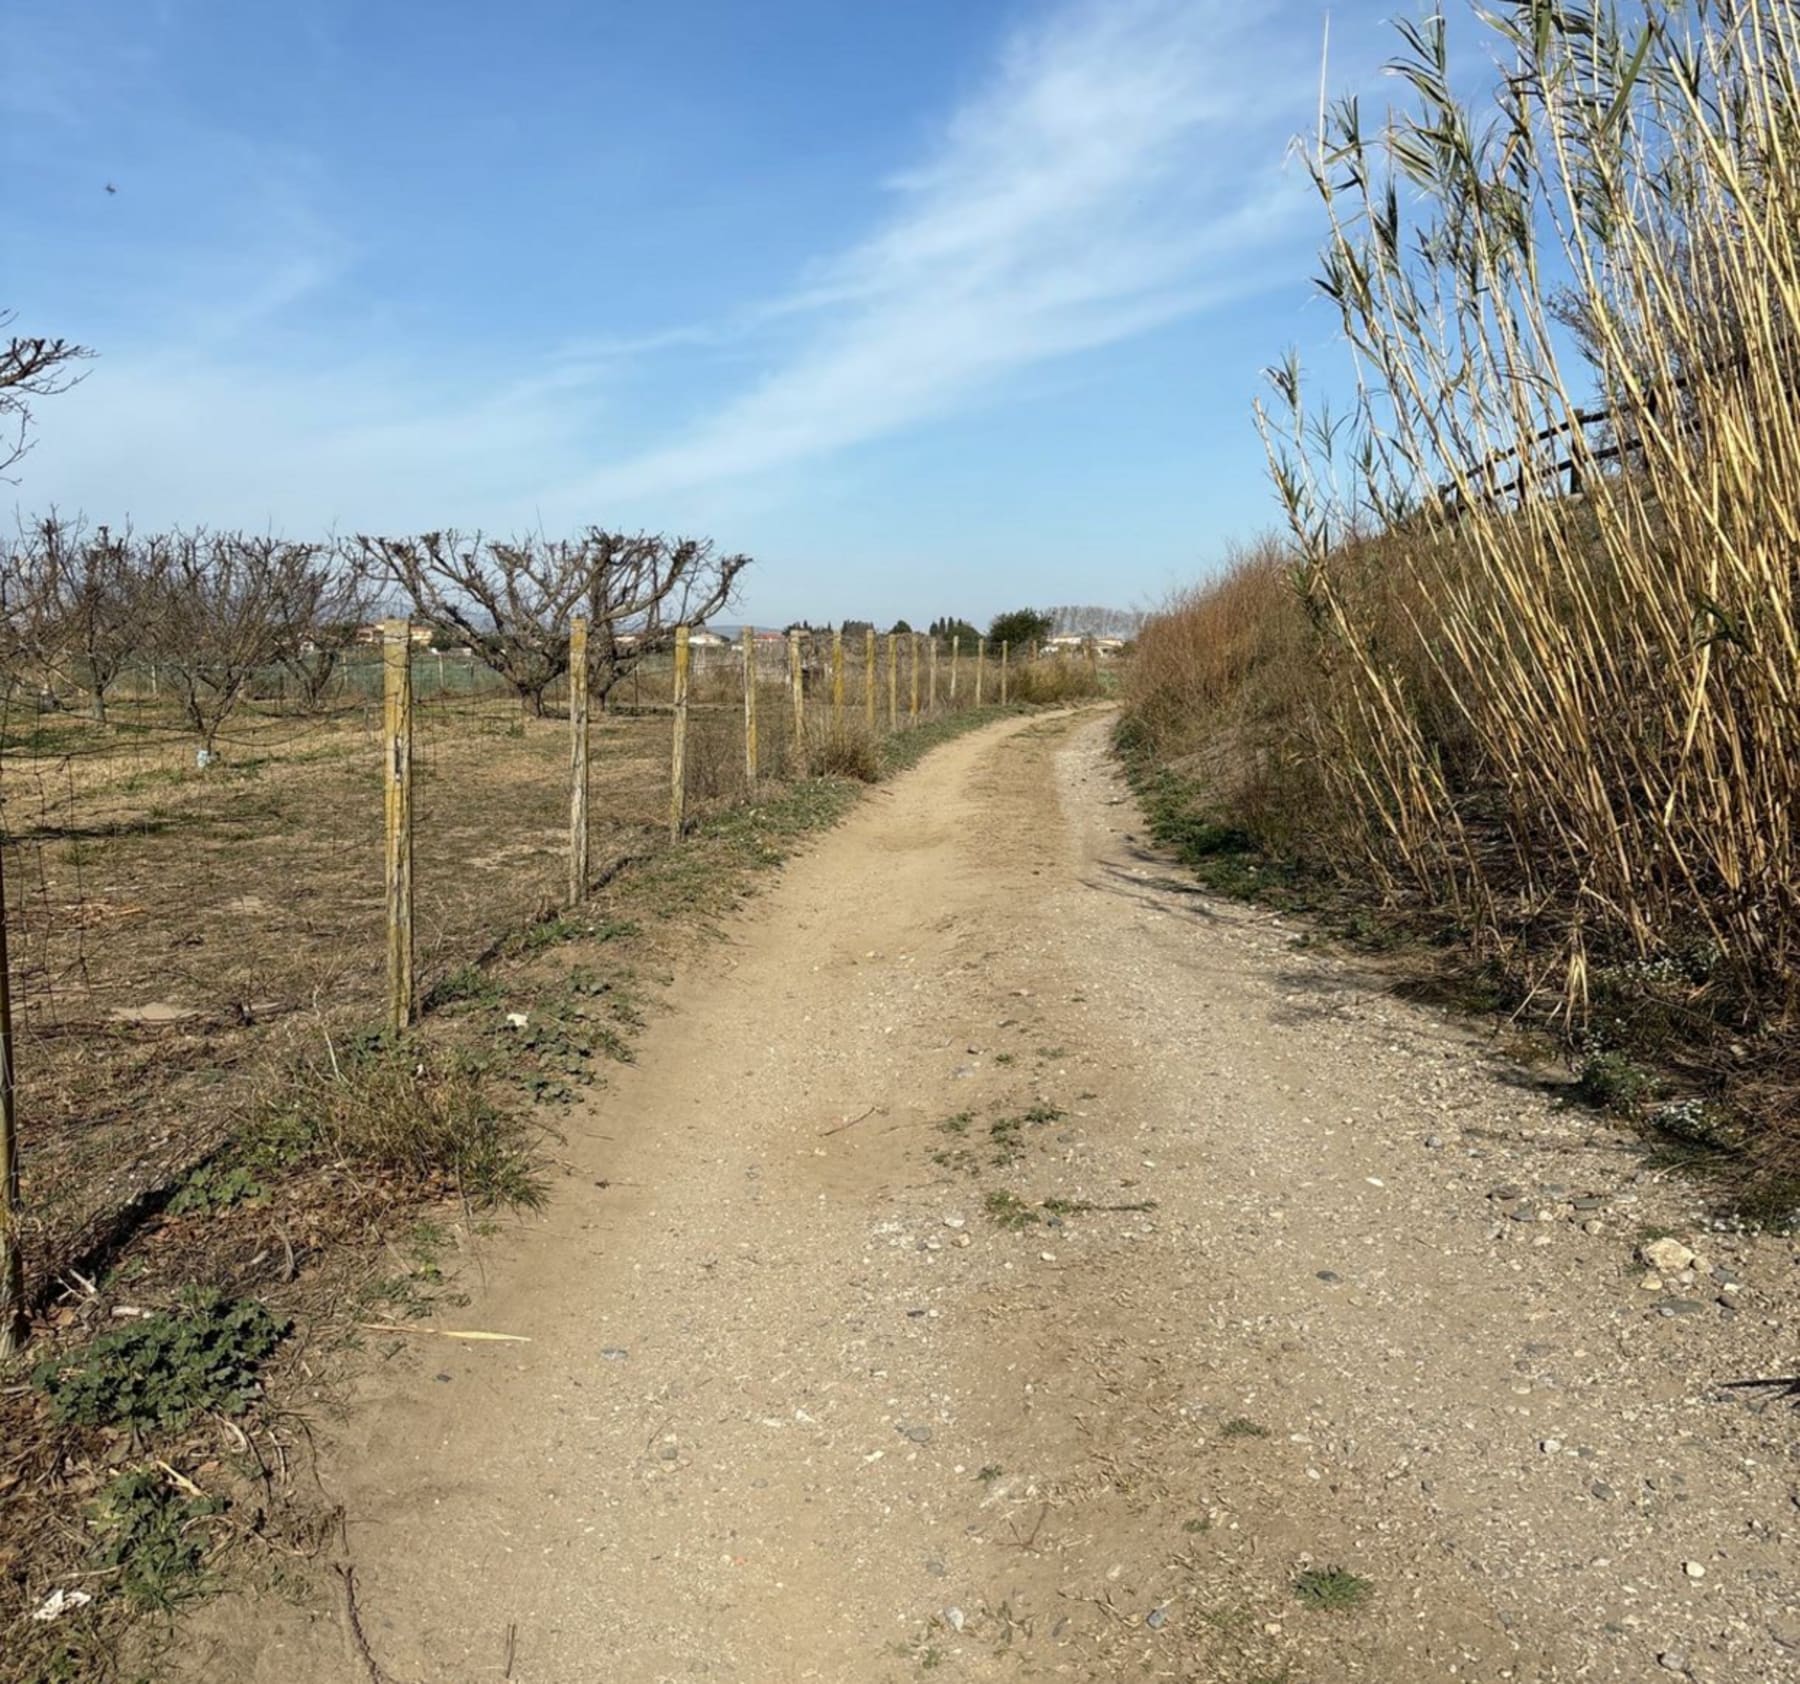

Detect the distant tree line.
xmin=795 ymin=611 xmax=1124 ymax=651
xmin=0 ymin=517 xmax=749 ymax=745
xmin=1047 ymin=605 xmax=1143 ymax=638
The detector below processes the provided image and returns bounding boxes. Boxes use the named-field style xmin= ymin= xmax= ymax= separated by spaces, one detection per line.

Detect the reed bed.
xmin=1129 ymin=0 xmax=1800 ymax=1162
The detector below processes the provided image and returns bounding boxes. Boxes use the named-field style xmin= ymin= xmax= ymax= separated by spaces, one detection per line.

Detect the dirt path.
xmin=178 ymin=711 xmax=1797 ymax=1683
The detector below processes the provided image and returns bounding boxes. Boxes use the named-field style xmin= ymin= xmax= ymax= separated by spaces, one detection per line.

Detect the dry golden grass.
xmin=0 ymin=638 xmax=1007 ymax=1302
xmin=806 ymin=718 xmax=882 ymax=782
xmin=1007 ymin=654 xmax=1104 ymax=706
xmin=1122 ymin=540 xmax=1334 ymax=857
xmin=0 ymin=688 xmax=654 ymax=1288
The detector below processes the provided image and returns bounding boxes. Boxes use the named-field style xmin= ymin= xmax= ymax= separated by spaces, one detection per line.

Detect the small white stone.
xmin=1640 ymin=1237 xmax=1696 ymax=1274
xmin=1683 ymin=1560 xmax=1706 ymax=1580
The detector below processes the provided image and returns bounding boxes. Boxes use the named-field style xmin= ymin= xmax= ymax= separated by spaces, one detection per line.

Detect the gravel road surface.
xmin=172 ymin=710 xmax=1799 ymax=1683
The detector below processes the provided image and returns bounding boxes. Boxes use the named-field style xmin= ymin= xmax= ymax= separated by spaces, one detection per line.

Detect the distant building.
xmin=1045 ymin=633 xmax=1127 ymax=656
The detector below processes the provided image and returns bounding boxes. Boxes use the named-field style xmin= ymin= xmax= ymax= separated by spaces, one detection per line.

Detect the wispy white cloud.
xmin=17 ymin=0 xmax=1334 ymax=535
xmin=547 ymin=0 xmax=1318 ymax=510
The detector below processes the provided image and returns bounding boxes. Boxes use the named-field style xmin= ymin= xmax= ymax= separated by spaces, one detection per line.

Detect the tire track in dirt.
xmin=170 ymin=710 xmax=1799 ymax=1684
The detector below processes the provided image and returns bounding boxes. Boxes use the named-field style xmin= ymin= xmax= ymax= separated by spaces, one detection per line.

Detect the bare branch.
xmin=0 ymin=311 xmax=93 ymax=481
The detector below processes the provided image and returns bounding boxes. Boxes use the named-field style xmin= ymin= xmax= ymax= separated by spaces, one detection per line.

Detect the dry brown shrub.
xmin=806 ymin=718 xmax=880 ymax=782
xmin=1008 ymin=655 xmax=1102 ymax=705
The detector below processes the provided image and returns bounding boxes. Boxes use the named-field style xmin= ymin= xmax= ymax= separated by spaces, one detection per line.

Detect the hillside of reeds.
xmin=1122 ymin=0 xmax=1800 ymax=1193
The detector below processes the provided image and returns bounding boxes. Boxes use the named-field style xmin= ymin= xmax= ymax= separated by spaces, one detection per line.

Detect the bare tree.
xmin=13 ymin=516 xmax=168 ymax=721
xmin=362 ymin=531 xmax=593 ymax=718
xmin=2 ymin=313 xmax=91 ymax=480
xmin=0 ymin=529 xmax=47 ymax=699
xmin=272 ymin=538 xmax=382 ymax=711
xmin=149 ymin=532 xmax=304 ymax=752
xmin=366 ymin=530 xmax=748 ymax=718
xmin=585 ymin=533 xmax=749 ymax=707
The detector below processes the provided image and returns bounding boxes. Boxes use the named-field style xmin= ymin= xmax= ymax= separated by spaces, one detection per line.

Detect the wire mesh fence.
xmin=0 ymin=623 xmax=1061 ymax=1317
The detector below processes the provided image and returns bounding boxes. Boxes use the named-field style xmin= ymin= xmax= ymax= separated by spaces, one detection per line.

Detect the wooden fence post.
xmin=742 ymin=626 xmax=758 ymax=791
xmin=568 ymin=617 xmax=590 ymax=907
xmin=383 ymin=619 xmax=414 ymax=1035
xmin=928 ymin=637 xmax=939 ymax=714
xmin=950 ymin=635 xmax=960 ymax=704
xmin=909 ymin=632 xmax=921 ymax=724
xmin=1087 ymin=636 xmax=1100 ymax=688
xmin=886 ymin=632 xmax=899 ymax=731
xmin=670 ymin=625 xmax=691 ymax=840
xmin=0 ymin=839 xmax=24 ymax=1356
xmin=789 ymin=628 xmax=806 ymax=762
xmin=864 ymin=628 xmax=877 ymax=733
xmin=831 ymin=629 xmax=844 ymax=726
xmin=1000 ymin=640 xmax=1010 ymax=705
xmin=976 ymin=637 xmax=986 ymax=705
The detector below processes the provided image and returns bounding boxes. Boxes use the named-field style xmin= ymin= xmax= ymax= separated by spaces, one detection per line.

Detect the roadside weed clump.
xmin=806 ymin=719 xmax=882 ymax=782
xmin=90 ymin=1469 xmax=226 ymax=1609
xmin=422 ymin=963 xmax=503 ymax=1011
xmin=166 ymin=1162 xmax=266 ymax=1216
xmin=286 ymin=1043 xmax=546 ymax=1209
xmin=982 ymin=1190 xmax=1039 ymax=1230
xmin=33 ymin=1291 xmax=286 ymax=1431
xmin=988 ymin=1115 xmax=1026 ymax=1165
xmin=1574 ymin=1051 xmax=1657 ymax=1118
xmin=1293 ymin=1566 xmax=1373 ymax=1613
xmin=357 ymin=1221 xmax=468 ymax=1323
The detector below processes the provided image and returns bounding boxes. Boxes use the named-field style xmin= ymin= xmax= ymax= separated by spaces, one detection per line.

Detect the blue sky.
xmin=4 ymin=0 xmax=1406 ymax=625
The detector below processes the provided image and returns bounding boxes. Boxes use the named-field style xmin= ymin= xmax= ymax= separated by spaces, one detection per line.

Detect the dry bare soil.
xmin=169 ymin=711 xmax=1797 ymax=1683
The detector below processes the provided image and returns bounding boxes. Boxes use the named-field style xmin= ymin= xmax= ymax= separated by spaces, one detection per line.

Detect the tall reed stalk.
xmin=1256 ymin=0 xmax=1800 ymax=1028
